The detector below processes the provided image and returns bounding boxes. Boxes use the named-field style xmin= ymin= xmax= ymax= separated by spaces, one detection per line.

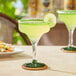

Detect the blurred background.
xmin=0 ymin=0 xmax=76 ymax=45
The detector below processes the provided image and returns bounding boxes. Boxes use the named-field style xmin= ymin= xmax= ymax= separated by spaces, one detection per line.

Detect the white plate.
xmin=0 ymin=47 xmax=24 ymax=55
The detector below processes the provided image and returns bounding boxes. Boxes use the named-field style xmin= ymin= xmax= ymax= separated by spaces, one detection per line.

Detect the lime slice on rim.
xmin=44 ymin=13 xmax=56 ymax=27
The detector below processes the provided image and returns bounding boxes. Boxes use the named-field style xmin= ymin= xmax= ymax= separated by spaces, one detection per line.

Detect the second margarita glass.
xmin=57 ymin=10 xmax=76 ymax=52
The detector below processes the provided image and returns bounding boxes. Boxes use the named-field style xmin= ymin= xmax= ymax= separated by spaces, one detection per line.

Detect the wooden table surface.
xmin=0 ymin=46 xmax=76 ymax=76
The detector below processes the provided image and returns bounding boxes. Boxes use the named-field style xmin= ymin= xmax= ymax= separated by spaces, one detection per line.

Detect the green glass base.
xmin=63 ymin=46 xmax=76 ymax=51
xmin=23 ymin=60 xmax=46 ymax=68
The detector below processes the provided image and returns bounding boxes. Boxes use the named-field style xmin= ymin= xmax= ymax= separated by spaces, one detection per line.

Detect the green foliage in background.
xmin=0 ymin=0 xmax=16 ymax=19
xmin=13 ymin=30 xmax=26 ymax=45
xmin=21 ymin=0 xmax=28 ymax=13
xmin=0 ymin=0 xmax=28 ymax=45
xmin=0 ymin=0 xmax=28 ymax=19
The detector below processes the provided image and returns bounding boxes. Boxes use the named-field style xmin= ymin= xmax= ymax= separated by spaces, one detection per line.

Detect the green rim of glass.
xmin=18 ymin=18 xmax=50 ymax=25
xmin=19 ymin=18 xmax=43 ymax=22
xmin=57 ymin=10 xmax=76 ymax=14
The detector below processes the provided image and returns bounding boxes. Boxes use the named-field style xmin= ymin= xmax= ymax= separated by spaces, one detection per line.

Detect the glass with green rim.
xmin=19 ymin=18 xmax=51 ymax=69
xmin=57 ymin=10 xmax=76 ymax=51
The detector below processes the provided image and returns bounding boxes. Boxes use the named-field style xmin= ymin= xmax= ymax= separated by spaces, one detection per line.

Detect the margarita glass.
xmin=19 ymin=15 xmax=56 ymax=70
xmin=57 ymin=10 xmax=76 ymax=51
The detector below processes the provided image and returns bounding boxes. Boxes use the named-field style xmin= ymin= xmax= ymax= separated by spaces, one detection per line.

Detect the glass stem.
xmin=68 ymin=29 xmax=74 ymax=47
xmin=32 ymin=41 xmax=37 ymax=61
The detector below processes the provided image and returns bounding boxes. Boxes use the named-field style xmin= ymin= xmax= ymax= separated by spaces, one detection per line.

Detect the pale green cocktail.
xmin=19 ymin=17 xmax=56 ymax=70
xmin=19 ymin=19 xmax=50 ymax=42
xmin=57 ymin=10 xmax=76 ymax=51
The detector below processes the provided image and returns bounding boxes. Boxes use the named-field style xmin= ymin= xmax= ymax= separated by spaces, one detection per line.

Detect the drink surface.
xmin=58 ymin=10 xmax=76 ymax=30
xmin=19 ymin=19 xmax=51 ymax=41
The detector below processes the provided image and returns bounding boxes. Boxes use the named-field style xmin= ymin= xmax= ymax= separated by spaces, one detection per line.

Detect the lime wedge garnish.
xmin=44 ymin=13 xmax=56 ymax=27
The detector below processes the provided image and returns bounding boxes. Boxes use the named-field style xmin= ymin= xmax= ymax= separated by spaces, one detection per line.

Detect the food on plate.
xmin=0 ymin=41 xmax=14 ymax=52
